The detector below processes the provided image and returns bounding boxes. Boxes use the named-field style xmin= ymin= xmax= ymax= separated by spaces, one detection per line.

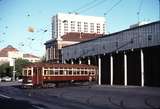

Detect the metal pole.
xmin=159 ymin=0 xmax=160 ymax=20
xmin=140 ymin=49 xmax=144 ymax=87
xmin=124 ymin=52 xmax=127 ymax=86
xmin=110 ymin=55 xmax=113 ymax=86
xmin=12 ymin=58 xmax=16 ymax=81
xmin=98 ymin=55 xmax=101 ymax=85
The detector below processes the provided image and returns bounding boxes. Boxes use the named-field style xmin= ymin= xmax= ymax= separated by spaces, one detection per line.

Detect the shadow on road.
xmin=0 ymin=97 xmax=47 ymax=109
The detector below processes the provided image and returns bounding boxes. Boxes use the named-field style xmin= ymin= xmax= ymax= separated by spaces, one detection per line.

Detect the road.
xmin=0 ymin=82 xmax=160 ymax=109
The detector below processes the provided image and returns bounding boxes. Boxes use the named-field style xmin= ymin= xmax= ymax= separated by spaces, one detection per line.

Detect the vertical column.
xmin=98 ymin=56 xmax=101 ymax=85
xmin=46 ymin=48 xmax=48 ymax=61
xmin=110 ymin=55 xmax=113 ymax=86
xmin=71 ymin=59 xmax=74 ymax=64
xmin=79 ymin=58 xmax=82 ymax=64
xmin=53 ymin=46 xmax=55 ymax=59
xmin=124 ymin=52 xmax=127 ymax=86
xmin=88 ymin=57 xmax=91 ymax=65
xmin=63 ymin=60 xmax=66 ymax=64
xmin=141 ymin=49 xmax=144 ymax=87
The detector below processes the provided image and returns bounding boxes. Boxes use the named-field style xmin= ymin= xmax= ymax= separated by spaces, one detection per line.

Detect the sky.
xmin=0 ymin=0 xmax=159 ymax=57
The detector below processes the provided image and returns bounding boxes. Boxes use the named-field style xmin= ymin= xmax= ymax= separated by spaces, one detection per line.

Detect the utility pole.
xmin=13 ymin=58 xmax=16 ymax=81
xmin=159 ymin=0 xmax=160 ymax=20
xmin=10 ymin=58 xmax=16 ymax=81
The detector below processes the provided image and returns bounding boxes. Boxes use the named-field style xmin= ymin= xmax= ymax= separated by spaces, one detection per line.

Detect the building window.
xmin=90 ymin=23 xmax=94 ymax=33
xmin=103 ymin=24 xmax=105 ymax=33
xmin=77 ymin=22 xmax=81 ymax=32
xmin=64 ymin=20 xmax=68 ymax=33
xmin=97 ymin=23 xmax=100 ymax=34
xmin=84 ymin=22 xmax=88 ymax=33
xmin=71 ymin=21 xmax=75 ymax=32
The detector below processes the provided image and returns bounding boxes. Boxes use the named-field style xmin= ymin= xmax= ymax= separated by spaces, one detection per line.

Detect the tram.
xmin=22 ymin=62 xmax=98 ymax=87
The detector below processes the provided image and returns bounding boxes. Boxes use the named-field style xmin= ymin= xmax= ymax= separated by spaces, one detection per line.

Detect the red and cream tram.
xmin=22 ymin=63 xmax=98 ymax=87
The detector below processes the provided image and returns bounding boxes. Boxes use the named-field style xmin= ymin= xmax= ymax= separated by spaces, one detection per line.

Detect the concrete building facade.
xmin=52 ymin=13 xmax=106 ymax=39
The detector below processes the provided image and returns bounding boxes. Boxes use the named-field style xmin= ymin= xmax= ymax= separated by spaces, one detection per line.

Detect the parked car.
xmin=1 ymin=76 xmax=12 ymax=82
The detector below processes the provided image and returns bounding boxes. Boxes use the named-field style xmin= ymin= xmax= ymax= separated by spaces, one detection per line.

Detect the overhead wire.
xmin=78 ymin=0 xmax=108 ymax=14
xmin=137 ymin=0 xmax=144 ymax=22
xmin=104 ymin=0 xmax=123 ymax=16
xmin=74 ymin=0 xmax=98 ymax=13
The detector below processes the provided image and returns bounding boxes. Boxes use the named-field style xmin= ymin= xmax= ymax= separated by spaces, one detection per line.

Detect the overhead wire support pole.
xmin=159 ymin=0 xmax=160 ymax=20
xmin=137 ymin=0 xmax=143 ymax=23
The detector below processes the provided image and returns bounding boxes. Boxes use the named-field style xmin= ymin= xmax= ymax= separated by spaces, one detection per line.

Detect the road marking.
xmin=0 ymin=93 xmax=11 ymax=99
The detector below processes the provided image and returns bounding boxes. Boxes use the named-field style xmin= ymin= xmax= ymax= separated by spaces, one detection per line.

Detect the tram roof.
xmin=23 ymin=62 xmax=97 ymax=69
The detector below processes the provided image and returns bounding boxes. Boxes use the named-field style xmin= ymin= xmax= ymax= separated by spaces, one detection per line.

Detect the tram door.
xmin=33 ymin=67 xmax=43 ymax=86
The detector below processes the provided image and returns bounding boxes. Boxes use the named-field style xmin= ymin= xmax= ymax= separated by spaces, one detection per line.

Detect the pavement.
xmin=0 ymin=81 xmax=160 ymax=109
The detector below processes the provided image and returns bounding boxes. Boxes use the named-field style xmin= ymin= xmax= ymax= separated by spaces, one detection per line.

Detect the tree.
xmin=0 ymin=59 xmax=32 ymax=78
xmin=15 ymin=58 xmax=31 ymax=77
xmin=0 ymin=62 xmax=11 ymax=77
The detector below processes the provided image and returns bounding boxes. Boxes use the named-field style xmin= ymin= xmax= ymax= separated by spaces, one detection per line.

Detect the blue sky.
xmin=0 ymin=0 xmax=159 ymax=57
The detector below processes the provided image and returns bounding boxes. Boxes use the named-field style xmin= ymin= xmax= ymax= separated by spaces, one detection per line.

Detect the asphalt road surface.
xmin=0 ymin=82 xmax=160 ymax=109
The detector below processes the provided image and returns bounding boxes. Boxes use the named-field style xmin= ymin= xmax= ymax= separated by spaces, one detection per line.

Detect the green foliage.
xmin=0 ymin=58 xmax=31 ymax=77
xmin=15 ymin=58 xmax=31 ymax=77
xmin=0 ymin=62 xmax=11 ymax=77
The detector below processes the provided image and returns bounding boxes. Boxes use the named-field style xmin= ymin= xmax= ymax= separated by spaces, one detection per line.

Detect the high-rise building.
xmin=52 ymin=13 xmax=106 ymax=39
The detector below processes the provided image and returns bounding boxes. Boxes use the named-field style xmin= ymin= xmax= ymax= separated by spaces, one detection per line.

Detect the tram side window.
xmin=44 ymin=70 xmax=48 ymax=75
xmin=23 ymin=70 xmax=27 ymax=76
xmin=85 ymin=68 xmax=88 ymax=75
xmin=81 ymin=70 xmax=84 ymax=75
xmin=64 ymin=70 xmax=67 ymax=75
xmin=73 ymin=69 xmax=77 ymax=75
xmin=49 ymin=70 xmax=54 ymax=75
xmin=69 ymin=69 xmax=72 ymax=75
xmin=77 ymin=68 xmax=80 ymax=75
xmin=60 ymin=70 xmax=63 ymax=75
xmin=28 ymin=70 xmax=32 ymax=76
xmin=66 ymin=69 xmax=69 ymax=75
xmin=55 ymin=70 xmax=58 ymax=75
xmin=73 ymin=70 xmax=76 ymax=75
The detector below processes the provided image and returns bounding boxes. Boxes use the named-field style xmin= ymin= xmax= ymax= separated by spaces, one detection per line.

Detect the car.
xmin=17 ymin=79 xmax=22 ymax=82
xmin=1 ymin=76 xmax=12 ymax=82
